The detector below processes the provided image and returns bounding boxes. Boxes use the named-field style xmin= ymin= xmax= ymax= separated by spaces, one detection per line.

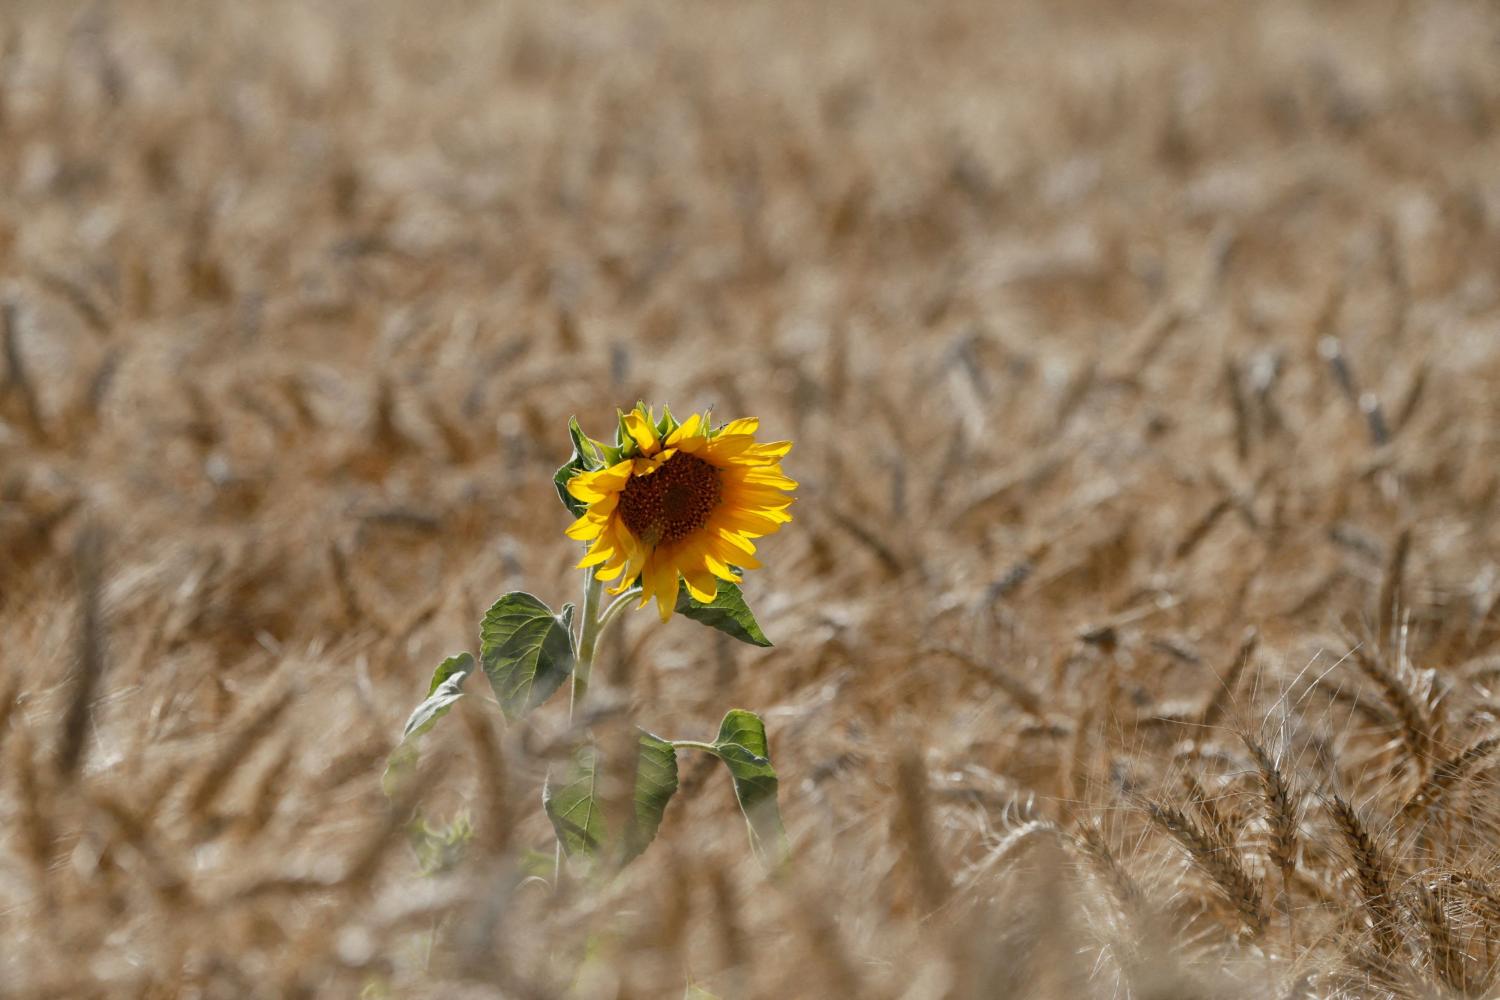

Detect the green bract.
xmin=554 ymin=416 xmax=605 ymax=518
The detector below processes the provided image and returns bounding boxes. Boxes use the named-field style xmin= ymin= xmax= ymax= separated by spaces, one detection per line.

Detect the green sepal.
xmin=568 ymin=415 xmax=604 ymax=470
xmin=675 ymin=579 xmax=772 ymax=647
xmin=382 ymin=652 xmax=476 ymax=795
xmin=480 ymin=593 xmax=576 ymax=720
xmin=543 ymin=729 xmax=680 ymax=869
xmin=615 ymin=407 xmax=636 ymax=457
xmin=555 ymin=416 xmax=606 ymax=518
xmin=656 ymin=404 xmax=680 ymax=439
xmin=554 ymin=460 xmax=587 ymax=518
xmin=711 ymin=709 xmax=787 ymax=865
xmin=617 ymin=402 xmax=670 ymax=458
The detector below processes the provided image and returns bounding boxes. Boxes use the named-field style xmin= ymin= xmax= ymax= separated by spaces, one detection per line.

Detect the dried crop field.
xmin=4 ymin=0 xmax=1500 ymax=997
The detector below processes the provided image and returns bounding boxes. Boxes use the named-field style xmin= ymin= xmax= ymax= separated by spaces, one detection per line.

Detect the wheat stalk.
xmin=1146 ymin=800 xmax=1266 ymax=938
xmin=1325 ymin=795 xmax=1402 ymax=957
xmin=1243 ymin=734 xmax=1302 ymax=948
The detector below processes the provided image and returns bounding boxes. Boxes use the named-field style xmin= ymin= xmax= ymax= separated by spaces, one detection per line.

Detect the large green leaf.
xmin=675 ymin=580 xmax=771 ymax=647
xmin=543 ymin=729 xmax=679 ymax=868
xmin=480 ymin=593 xmax=575 ymax=720
xmin=382 ymin=652 xmax=475 ymax=795
xmin=713 ymin=709 xmax=786 ymax=864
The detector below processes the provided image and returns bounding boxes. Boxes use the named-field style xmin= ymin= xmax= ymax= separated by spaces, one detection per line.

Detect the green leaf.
xmin=675 ymin=580 xmax=772 ymax=647
xmin=425 ymin=650 xmax=474 ymax=698
xmin=382 ymin=652 xmax=476 ymax=795
xmin=630 ymin=734 xmax=680 ymax=858
xmin=713 ymin=709 xmax=787 ymax=865
xmin=544 ymin=729 xmax=679 ymax=868
xmin=480 ymin=593 xmax=575 ymax=720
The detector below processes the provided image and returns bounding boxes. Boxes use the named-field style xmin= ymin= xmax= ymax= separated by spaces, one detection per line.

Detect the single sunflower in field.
xmin=565 ymin=405 xmax=795 ymax=621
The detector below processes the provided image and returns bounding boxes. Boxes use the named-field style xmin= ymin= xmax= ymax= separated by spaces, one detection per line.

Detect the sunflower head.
xmin=563 ymin=404 xmax=795 ymax=622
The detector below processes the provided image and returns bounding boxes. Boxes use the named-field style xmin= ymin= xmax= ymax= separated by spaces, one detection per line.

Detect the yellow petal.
xmin=714 ymin=529 xmax=758 ymax=556
xmin=633 ymin=449 xmax=674 ymax=475
xmin=702 ymin=549 xmax=743 ymax=583
xmin=740 ymin=468 xmax=798 ymax=490
xmin=565 ymin=513 xmax=607 ymax=541
xmin=703 ymin=436 xmax=755 ymax=462
xmin=741 ymin=496 xmax=793 ymax=518
xmin=566 ymin=475 xmax=603 ymax=503
xmin=713 ymin=508 xmax=788 ymax=537
xmin=618 ymin=526 xmax=646 ymax=562
xmin=612 ymin=552 xmax=647 ymax=594
xmin=623 ymin=410 xmax=660 ymax=455
xmin=707 ymin=535 xmax=761 ymax=570
xmin=682 ymin=561 xmax=718 ymax=603
xmin=665 ymin=412 xmax=703 ymax=446
xmin=593 ymin=542 xmax=630 ymax=580
xmin=649 ymin=557 xmax=679 ymax=621
xmin=724 ymin=486 xmax=797 ymax=510
xmin=635 ymin=553 xmax=658 ymax=609
xmin=609 ymin=534 xmax=649 ymax=594
xmin=748 ymin=440 xmax=793 ymax=459
xmin=723 ymin=465 xmax=795 ymax=487
xmin=716 ymin=417 xmax=759 ymax=438
xmin=578 ymin=534 xmax=618 ymax=567
xmin=567 ymin=459 xmax=633 ymax=502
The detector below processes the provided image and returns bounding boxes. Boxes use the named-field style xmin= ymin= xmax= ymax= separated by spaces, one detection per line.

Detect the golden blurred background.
xmin=3 ymin=1 xmax=1500 ymax=996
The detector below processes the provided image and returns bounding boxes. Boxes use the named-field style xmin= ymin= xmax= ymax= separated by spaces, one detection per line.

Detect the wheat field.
xmin=4 ymin=1 xmax=1500 ymax=997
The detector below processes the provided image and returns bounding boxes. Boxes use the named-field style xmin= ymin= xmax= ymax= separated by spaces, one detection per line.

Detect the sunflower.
xmin=564 ymin=406 xmax=796 ymax=621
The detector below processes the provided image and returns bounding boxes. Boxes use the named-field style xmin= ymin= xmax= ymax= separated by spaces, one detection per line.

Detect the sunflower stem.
xmin=556 ymin=570 xmax=607 ymax=888
xmin=570 ymin=571 xmax=606 ymax=719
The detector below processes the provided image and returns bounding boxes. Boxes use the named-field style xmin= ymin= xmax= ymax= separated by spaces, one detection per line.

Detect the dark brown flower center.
xmin=618 ymin=453 xmax=722 ymax=546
